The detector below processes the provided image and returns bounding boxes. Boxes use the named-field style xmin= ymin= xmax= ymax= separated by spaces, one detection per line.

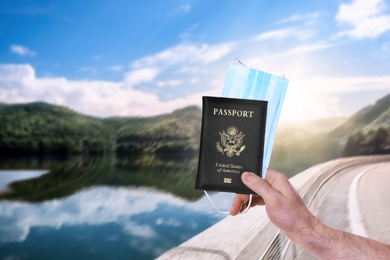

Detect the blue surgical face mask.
xmin=203 ymin=60 xmax=288 ymax=215
xmin=221 ymin=59 xmax=289 ymax=179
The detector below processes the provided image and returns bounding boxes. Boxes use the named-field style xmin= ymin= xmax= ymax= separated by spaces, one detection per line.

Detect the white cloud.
xmin=255 ymin=27 xmax=315 ymax=41
xmin=157 ymin=79 xmax=182 ymax=87
xmin=279 ymin=75 xmax=390 ymax=122
xmin=1 ymin=24 xmax=386 ymax=122
xmin=174 ymin=66 xmax=202 ymax=74
xmin=281 ymin=89 xmax=342 ymax=122
xmin=1 ymin=11 xmax=388 ymax=123
xmin=10 ymin=44 xmax=36 ymax=56
xmin=120 ymin=42 xmax=234 ymax=102
xmin=131 ymin=42 xmax=234 ymax=69
xmin=179 ymin=24 xmax=198 ymax=41
xmin=296 ymin=75 xmax=390 ymax=94
xmin=179 ymin=3 xmax=191 ymax=13
xmin=122 ymin=221 xmax=156 ymax=239
xmin=256 ymin=28 xmax=297 ymax=41
xmin=124 ymin=67 xmax=160 ymax=86
xmin=277 ymin=12 xmax=322 ymax=25
xmin=0 ymin=170 xmax=47 ymax=191
xmin=107 ymin=65 xmax=123 ymax=72
xmin=0 ymin=64 xmax=202 ymax=117
xmin=0 ymin=64 xmax=36 ymax=82
xmin=336 ymin=0 xmax=390 ymax=39
xmin=285 ymin=41 xmax=337 ymax=55
xmin=337 ymin=0 xmax=387 ymax=23
xmin=381 ymin=41 xmax=390 ymax=58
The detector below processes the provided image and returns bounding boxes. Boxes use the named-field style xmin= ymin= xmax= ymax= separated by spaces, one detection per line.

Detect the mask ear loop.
xmin=204 ymin=190 xmax=253 ymax=215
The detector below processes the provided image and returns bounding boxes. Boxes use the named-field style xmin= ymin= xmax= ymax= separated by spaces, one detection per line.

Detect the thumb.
xmin=241 ymin=172 xmax=278 ymax=203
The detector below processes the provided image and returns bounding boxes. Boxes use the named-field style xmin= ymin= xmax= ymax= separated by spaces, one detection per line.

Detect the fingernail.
xmin=242 ymin=172 xmax=253 ymax=182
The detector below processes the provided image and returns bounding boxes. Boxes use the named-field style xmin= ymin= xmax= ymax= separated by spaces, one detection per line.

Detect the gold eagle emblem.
xmin=216 ymin=126 xmax=246 ymax=157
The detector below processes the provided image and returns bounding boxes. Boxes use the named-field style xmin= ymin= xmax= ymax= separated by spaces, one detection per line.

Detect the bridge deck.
xmin=158 ymin=155 xmax=390 ymax=260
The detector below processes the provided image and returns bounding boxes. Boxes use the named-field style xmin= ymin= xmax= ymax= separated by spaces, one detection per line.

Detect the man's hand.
xmin=230 ymin=169 xmax=318 ymax=243
xmin=230 ymin=169 xmax=390 ymax=259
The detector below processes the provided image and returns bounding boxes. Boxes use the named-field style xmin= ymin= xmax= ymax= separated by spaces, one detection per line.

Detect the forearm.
xmin=296 ymin=217 xmax=390 ymax=259
xmin=235 ymin=170 xmax=390 ymax=259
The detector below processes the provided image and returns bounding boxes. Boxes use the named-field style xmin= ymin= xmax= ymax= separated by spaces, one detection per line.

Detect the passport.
xmin=195 ymin=96 xmax=268 ymax=194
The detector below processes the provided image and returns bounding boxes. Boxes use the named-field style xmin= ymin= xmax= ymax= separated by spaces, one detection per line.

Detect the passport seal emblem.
xmin=216 ymin=126 xmax=246 ymax=157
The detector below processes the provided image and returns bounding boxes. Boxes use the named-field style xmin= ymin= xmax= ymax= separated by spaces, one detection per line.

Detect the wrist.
xmin=293 ymin=216 xmax=346 ymax=259
xmin=290 ymin=214 xmax=330 ymax=252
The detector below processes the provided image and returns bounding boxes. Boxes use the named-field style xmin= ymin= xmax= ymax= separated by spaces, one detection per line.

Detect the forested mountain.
xmin=0 ymin=104 xmax=202 ymax=201
xmin=0 ymin=102 xmax=114 ymax=156
xmin=0 ymin=93 xmax=388 ymax=176
xmin=322 ymin=93 xmax=390 ymax=157
xmin=0 ymin=102 xmax=201 ymax=160
xmin=113 ymin=105 xmax=201 ymax=159
xmin=270 ymin=93 xmax=390 ymax=175
xmin=330 ymin=93 xmax=390 ymax=139
xmin=0 ymin=94 xmax=388 ymax=201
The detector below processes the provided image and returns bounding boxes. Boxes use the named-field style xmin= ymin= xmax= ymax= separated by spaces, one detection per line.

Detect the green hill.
xmin=0 ymin=102 xmax=114 ymax=156
xmin=0 ymin=104 xmax=203 ymax=202
xmin=114 ymin=105 xmax=201 ymax=161
xmin=0 ymin=102 xmax=201 ymax=162
xmin=322 ymin=93 xmax=390 ymax=158
xmin=1 ymin=94 xmax=388 ymax=202
xmin=1 ymin=93 xmax=388 ymax=175
xmin=270 ymin=93 xmax=390 ymax=175
xmin=329 ymin=93 xmax=390 ymax=139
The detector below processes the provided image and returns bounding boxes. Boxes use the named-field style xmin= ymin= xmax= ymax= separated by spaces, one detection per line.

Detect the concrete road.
xmin=160 ymin=155 xmax=390 ymax=259
xmin=357 ymin=162 xmax=390 ymax=244
xmin=299 ymin=159 xmax=390 ymax=259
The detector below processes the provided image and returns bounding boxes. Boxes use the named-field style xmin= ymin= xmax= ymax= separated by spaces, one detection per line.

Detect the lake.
xmin=0 ymin=156 xmax=233 ymax=259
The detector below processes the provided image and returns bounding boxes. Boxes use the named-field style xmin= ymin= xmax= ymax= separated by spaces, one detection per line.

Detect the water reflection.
xmin=0 ymin=157 xmax=233 ymax=259
xmin=0 ymin=170 xmax=48 ymax=191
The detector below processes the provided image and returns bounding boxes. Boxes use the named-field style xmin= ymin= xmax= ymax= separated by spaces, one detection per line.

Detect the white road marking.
xmin=348 ymin=165 xmax=376 ymax=237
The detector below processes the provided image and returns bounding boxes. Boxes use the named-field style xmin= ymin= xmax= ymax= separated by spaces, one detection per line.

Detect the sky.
xmin=0 ymin=0 xmax=389 ymax=122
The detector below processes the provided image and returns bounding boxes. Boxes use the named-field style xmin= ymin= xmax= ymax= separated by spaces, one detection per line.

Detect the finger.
xmin=265 ymin=168 xmax=288 ymax=186
xmin=238 ymin=198 xmax=250 ymax=213
xmin=230 ymin=194 xmax=249 ymax=216
xmin=241 ymin=172 xmax=279 ymax=204
xmin=266 ymin=169 xmax=296 ymax=197
xmin=252 ymin=196 xmax=265 ymax=206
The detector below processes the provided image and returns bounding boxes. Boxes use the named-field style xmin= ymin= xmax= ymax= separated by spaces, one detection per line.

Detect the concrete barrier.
xmin=158 ymin=155 xmax=390 ymax=259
